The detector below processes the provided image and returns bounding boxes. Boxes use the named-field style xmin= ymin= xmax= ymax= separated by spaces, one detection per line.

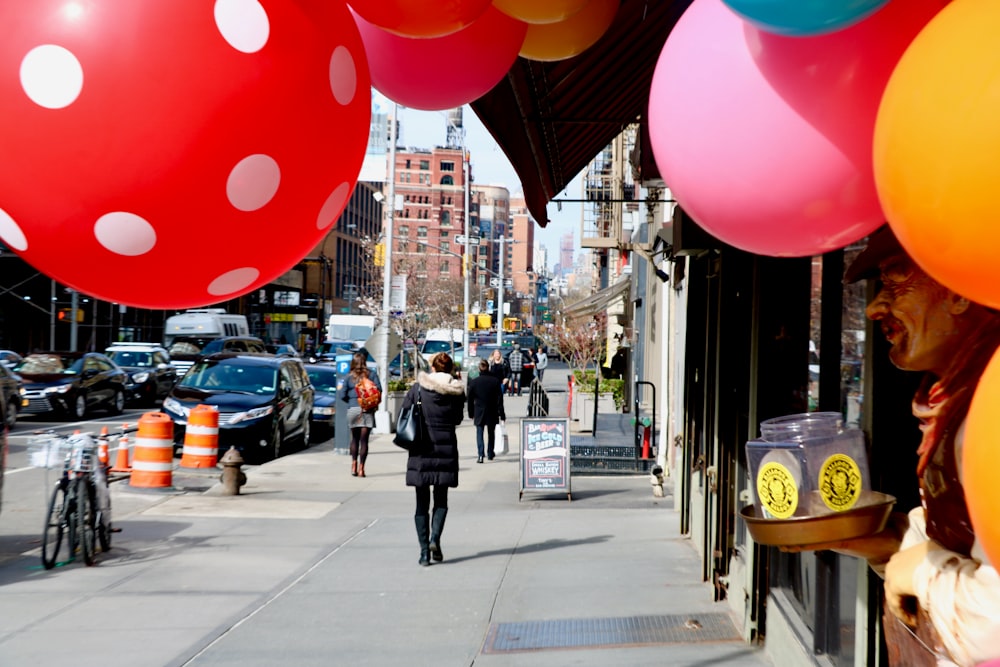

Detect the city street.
xmin=0 ymin=359 xmax=773 ymax=667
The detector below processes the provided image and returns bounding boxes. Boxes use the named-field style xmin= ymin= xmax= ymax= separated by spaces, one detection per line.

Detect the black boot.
xmin=414 ymin=514 xmax=431 ymax=566
xmin=429 ymin=508 xmax=448 ymax=562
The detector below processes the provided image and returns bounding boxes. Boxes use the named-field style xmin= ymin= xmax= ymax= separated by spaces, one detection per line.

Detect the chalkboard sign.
xmin=519 ymin=417 xmax=571 ymax=501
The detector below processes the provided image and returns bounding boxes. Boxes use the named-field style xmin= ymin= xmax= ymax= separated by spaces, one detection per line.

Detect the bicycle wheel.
xmin=76 ymin=478 xmax=97 ymax=566
xmin=96 ymin=483 xmax=112 ymax=552
xmin=41 ymin=481 xmax=68 ymax=570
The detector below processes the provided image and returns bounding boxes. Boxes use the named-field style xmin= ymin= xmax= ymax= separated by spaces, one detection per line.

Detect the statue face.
xmin=866 ymin=255 xmax=965 ymax=375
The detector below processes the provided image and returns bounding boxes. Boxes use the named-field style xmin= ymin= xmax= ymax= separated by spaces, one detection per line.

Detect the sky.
xmin=386 ymin=102 xmax=585 ymax=273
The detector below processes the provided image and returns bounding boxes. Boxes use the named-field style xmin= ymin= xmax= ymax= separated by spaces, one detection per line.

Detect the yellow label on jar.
xmin=819 ymin=453 xmax=862 ymax=512
xmin=756 ymin=462 xmax=798 ymax=519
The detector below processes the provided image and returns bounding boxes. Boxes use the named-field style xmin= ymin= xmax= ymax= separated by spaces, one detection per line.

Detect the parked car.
xmin=265 ymin=343 xmax=299 ymax=357
xmin=0 ymin=350 xmax=23 ymax=371
xmin=0 ymin=362 xmax=22 ymax=428
xmin=388 ymin=351 xmax=430 ymax=378
xmin=14 ymin=352 xmax=127 ymax=419
xmin=104 ymin=342 xmax=178 ymax=406
xmin=161 ymin=352 xmax=313 ymax=464
xmin=167 ymin=335 xmax=267 ymax=378
xmin=304 ymin=363 xmax=337 ymax=440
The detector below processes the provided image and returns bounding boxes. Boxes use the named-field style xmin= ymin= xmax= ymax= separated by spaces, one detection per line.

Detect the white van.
xmin=162 ymin=309 xmax=250 ymax=376
xmin=420 ymin=328 xmax=464 ymax=367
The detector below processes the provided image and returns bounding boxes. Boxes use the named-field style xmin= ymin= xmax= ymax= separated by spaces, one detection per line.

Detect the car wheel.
xmin=69 ymin=394 xmax=86 ymax=420
xmin=110 ymin=389 xmax=125 ymax=415
xmin=300 ymin=419 xmax=311 ymax=450
xmin=5 ymin=397 xmax=16 ymax=428
xmin=271 ymin=423 xmax=284 ymax=461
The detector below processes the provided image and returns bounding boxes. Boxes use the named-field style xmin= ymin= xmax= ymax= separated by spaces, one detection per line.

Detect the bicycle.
xmin=31 ymin=431 xmax=113 ymax=569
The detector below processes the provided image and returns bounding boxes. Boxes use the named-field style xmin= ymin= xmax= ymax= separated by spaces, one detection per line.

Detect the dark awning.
xmin=470 ymin=0 xmax=694 ymax=227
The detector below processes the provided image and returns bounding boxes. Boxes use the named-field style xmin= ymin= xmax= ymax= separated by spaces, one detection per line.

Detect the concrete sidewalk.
xmin=0 ymin=391 xmax=774 ymax=667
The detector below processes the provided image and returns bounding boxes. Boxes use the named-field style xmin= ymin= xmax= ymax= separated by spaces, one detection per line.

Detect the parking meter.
xmin=333 ymin=353 xmax=352 ymax=455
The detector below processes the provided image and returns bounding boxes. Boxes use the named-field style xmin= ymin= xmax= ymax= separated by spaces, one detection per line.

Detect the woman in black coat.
xmin=399 ymin=352 xmax=465 ymax=566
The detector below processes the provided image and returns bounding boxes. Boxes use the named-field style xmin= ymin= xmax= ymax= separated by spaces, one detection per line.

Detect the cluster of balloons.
xmin=350 ymin=0 xmax=619 ymax=110
xmin=0 ymin=0 xmax=624 ymax=309
xmin=648 ymin=0 xmax=946 ymax=257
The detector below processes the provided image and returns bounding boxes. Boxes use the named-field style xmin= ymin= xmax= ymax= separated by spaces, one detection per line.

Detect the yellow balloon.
xmin=518 ymin=0 xmax=619 ymax=62
xmin=494 ymin=0 xmax=589 ymax=25
xmin=873 ymin=0 xmax=1000 ymax=308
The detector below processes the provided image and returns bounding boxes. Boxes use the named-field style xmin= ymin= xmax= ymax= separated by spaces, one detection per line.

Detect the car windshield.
xmin=168 ymin=337 xmax=212 ymax=356
xmin=179 ymin=360 xmax=276 ymax=394
xmin=15 ymin=354 xmax=81 ymax=374
xmin=306 ymin=368 xmax=338 ymax=393
xmin=107 ymin=350 xmax=153 ymax=367
xmin=423 ymin=341 xmax=461 ymax=355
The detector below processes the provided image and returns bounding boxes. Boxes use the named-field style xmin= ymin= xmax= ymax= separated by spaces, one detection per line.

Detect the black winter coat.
xmin=467 ymin=372 xmax=505 ymax=427
xmin=402 ymin=371 xmax=466 ymax=488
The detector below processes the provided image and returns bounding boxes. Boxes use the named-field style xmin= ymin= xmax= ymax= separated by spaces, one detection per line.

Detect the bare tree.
xmin=551 ymin=311 xmax=607 ymax=373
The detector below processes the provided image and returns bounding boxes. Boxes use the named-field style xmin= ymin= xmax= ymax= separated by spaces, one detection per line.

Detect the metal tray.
xmin=740 ymin=491 xmax=896 ymax=547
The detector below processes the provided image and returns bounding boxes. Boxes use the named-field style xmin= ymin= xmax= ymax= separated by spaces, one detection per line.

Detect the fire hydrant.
xmin=650 ymin=464 xmax=666 ymax=498
xmin=219 ymin=446 xmax=246 ymax=495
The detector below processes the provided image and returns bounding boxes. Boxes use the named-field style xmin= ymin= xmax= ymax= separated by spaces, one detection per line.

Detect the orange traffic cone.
xmin=110 ymin=425 xmax=132 ymax=473
xmin=97 ymin=426 xmax=110 ymax=467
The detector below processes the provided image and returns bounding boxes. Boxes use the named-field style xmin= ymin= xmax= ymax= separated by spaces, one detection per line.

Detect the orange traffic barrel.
xmin=129 ymin=412 xmax=174 ymax=489
xmin=180 ymin=404 xmax=219 ymax=468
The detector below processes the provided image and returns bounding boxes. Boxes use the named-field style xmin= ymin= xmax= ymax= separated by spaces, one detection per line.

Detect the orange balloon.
xmin=348 ymin=0 xmax=492 ymax=38
xmin=873 ymin=0 xmax=1000 ymax=308
xmin=962 ymin=346 xmax=1000 ymax=568
xmin=494 ymin=0 xmax=589 ymax=25
xmin=518 ymin=0 xmax=619 ymax=62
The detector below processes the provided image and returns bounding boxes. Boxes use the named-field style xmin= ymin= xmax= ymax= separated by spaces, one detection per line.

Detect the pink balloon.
xmin=647 ymin=0 xmax=945 ymax=257
xmin=353 ymin=6 xmax=527 ymax=111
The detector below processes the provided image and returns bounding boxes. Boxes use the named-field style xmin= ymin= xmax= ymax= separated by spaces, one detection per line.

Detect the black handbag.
xmin=393 ymin=387 xmax=423 ymax=451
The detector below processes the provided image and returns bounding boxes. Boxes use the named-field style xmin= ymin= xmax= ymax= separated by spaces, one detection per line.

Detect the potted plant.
xmin=385 ymin=378 xmax=412 ymax=431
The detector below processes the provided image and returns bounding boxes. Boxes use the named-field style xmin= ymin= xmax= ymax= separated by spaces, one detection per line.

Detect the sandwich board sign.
xmin=519 ymin=417 xmax=571 ymax=501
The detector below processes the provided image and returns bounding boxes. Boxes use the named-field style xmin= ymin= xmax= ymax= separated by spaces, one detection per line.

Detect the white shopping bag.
xmin=495 ymin=421 xmax=509 ymax=456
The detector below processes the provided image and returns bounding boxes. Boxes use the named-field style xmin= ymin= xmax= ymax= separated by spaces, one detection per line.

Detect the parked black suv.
xmin=161 ymin=352 xmax=313 ymax=464
xmin=105 ymin=342 xmax=178 ymax=406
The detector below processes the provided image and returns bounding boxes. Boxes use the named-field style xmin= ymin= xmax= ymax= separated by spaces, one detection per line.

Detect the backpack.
xmin=355 ymin=374 xmax=381 ymax=412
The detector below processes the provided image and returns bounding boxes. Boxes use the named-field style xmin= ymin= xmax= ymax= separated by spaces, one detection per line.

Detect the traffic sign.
xmin=490 ymin=278 xmax=499 ymax=287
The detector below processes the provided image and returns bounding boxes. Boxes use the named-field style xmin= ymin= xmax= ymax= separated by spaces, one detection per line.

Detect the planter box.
xmin=385 ymin=390 xmax=408 ymax=433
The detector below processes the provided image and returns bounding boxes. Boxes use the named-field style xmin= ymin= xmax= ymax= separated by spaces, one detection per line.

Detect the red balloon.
xmin=354 ymin=6 xmax=527 ymax=111
xmin=348 ymin=0 xmax=492 ymax=38
xmin=0 ymin=0 xmax=370 ymax=309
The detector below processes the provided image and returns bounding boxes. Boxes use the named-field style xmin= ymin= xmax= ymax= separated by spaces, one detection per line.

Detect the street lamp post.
xmin=375 ymin=103 xmax=398 ymax=434
xmin=462 ymin=146 xmax=471 ymax=370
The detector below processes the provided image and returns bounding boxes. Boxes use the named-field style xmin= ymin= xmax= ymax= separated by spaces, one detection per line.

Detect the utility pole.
xmin=375 ymin=103 xmax=397 ymax=434
xmin=496 ymin=235 xmax=504 ymax=346
xmin=462 ymin=145 xmax=471 ymax=371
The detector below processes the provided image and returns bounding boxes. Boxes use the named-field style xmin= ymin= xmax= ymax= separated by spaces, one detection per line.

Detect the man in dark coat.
xmin=400 ymin=352 xmax=465 ymax=566
xmin=467 ymin=359 xmax=506 ymax=463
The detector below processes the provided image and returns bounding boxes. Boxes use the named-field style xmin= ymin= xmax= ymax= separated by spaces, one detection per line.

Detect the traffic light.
xmin=477 ymin=314 xmax=492 ymax=330
xmin=468 ymin=314 xmax=476 ymax=330
xmin=58 ymin=308 xmax=84 ymax=323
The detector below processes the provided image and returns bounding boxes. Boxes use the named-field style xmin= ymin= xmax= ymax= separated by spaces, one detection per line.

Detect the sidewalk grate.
xmin=482 ymin=613 xmax=740 ymax=653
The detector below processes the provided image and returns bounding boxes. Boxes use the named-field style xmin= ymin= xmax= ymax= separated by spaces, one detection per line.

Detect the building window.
xmin=440 ymin=231 xmax=449 ymax=239
xmin=417 ymin=226 xmax=427 ymax=237
xmin=419 ymin=159 xmax=430 ymax=170
xmin=398 ymin=225 xmax=409 ymax=236
xmin=440 ymin=211 xmax=451 ymax=226
xmin=441 ymin=241 xmax=450 ymax=253
xmin=441 ymin=161 xmax=455 ymax=172
xmin=440 ymin=261 xmax=449 ymax=273
xmin=441 ymin=175 xmax=454 ymax=185
xmin=405 ymin=159 xmax=411 ymax=168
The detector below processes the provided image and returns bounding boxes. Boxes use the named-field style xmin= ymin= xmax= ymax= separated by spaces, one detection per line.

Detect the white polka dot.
xmin=215 ymin=0 xmax=269 ymax=54
xmin=20 ymin=45 xmax=83 ymax=109
xmin=329 ymin=46 xmax=358 ymax=106
xmin=208 ymin=267 xmax=259 ymax=296
xmin=0 ymin=208 xmax=28 ymax=251
xmin=227 ymin=154 xmax=280 ymax=211
xmin=317 ymin=182 xmax=352 ymax=230
xmin=94 ymin=212 xmax=157 ymax=256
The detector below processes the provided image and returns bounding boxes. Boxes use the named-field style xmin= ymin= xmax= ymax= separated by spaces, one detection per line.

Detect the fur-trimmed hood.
xmin=417 ymin=371 xmax=466 ymax=396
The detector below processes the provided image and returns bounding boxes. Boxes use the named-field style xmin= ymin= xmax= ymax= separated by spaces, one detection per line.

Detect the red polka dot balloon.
xmin=0 ymin=0 xmax=370 ymax=309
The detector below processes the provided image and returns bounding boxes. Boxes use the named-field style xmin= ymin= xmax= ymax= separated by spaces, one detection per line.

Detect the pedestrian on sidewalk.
xmin=337 ymin=350 xmax=381 ymax=478
xmin=402 ymin=352 xmax=466 ymax=566
xmin=467 ymin=359 xmax=506 ymax=463
xmin=488 ymin=348 xmax=510 ymax=393
xmin=507 ymin=343 xmax=525 ymax=396
xmin=535 ymin=346 xmax=548 ymax=383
